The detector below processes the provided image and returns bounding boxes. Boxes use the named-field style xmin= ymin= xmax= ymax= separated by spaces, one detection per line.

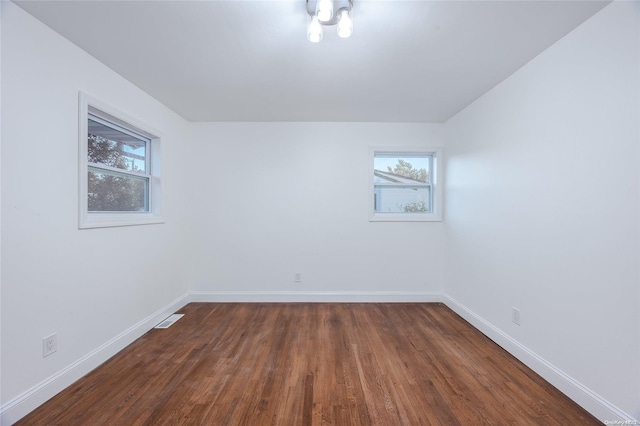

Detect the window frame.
xmin=369 ymin=147 xmax=444 ymax=222
xmin=79 ymin=92 xmax=164 ymax=229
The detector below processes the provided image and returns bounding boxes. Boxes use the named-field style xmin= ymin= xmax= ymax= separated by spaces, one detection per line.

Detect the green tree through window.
xmin=386 ymin=159 xmax=429 ymax=212
xmin=387 ymin=159 xmax=428 ymax=183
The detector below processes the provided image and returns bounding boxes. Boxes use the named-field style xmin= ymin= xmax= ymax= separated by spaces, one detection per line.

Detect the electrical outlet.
xmin=43 ymin=333 xmax=57 ymax=357
xmin=294 ymin=272 xmax=302 ymax=283
xmin=512 ymin=307 xmax=521 ymax=326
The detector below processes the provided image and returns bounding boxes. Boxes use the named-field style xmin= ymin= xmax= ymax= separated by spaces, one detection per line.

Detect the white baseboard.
xmin=443 ymin=294 xmax=637 ymax=424
xmin=189 ymin=290 xmax=445 ymax=303
xmin=0 ymin=292 xmax=191 ymax=426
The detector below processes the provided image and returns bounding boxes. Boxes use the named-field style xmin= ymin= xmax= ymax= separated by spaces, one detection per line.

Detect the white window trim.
xmin=79 ymin=92 xmax=164 ymax=229
xmin=369 ymin=146 xmax=444 ymax=222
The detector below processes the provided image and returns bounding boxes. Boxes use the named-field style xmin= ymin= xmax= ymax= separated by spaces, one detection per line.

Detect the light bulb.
xmin=337 ymin=9 xmax=353 ymax=38
xmin=316 ymin=0 xmax=333 ymax=22
xmin=307 ymin=15 xmax=323 ymax=43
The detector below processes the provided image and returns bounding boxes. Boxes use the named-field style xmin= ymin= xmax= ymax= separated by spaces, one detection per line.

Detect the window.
xmin=87 ymin=115 xmax=150 ymax=212
xmin=370 ymin=147 xmax=443 ymax=222
xmin=79 ymin=93 xmax=163 ymax=228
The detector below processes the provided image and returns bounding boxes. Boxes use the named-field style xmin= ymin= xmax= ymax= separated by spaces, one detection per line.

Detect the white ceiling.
xmin=15 ymin=0 xmax=610 ymax=122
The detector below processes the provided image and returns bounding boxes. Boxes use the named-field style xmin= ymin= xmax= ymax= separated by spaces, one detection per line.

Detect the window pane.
xmin=374 ymin=185 xmax=431 ymax=213
xmin=88 ymin=169 xmax=149 ymax=212
xmin=373 ymin=155 xmax=430 ymax=184
xmin=88 ymin=119 xmax=147 ymax=173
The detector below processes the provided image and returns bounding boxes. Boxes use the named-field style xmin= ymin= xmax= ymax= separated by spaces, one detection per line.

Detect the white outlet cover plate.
xmin=43 ymin=334 xmax=57 ymax=357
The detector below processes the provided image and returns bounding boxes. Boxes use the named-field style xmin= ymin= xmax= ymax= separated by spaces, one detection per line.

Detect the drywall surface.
xmin=1 ymin=0 xmax=191 ymax=417
xmin=445 ymin=1 xmax=639 ymax=420
xmin=187 ymin=122 xmax=446 ymax=298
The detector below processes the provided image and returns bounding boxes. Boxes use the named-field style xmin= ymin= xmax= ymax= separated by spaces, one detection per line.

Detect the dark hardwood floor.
xmin=17 ymin=303 xmax=600 ymax=425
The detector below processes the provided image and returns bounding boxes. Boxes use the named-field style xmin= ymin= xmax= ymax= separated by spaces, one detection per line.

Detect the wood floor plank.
xmin=16 ymin=303 xmax=601 ymax=426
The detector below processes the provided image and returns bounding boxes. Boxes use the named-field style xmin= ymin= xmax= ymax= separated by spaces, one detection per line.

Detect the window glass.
xmin=374 ymin=186 xmax=431 ymax=214
xmin=88 ymin=169 xmax=149 ymax=212
xmin=373 ymin=155 xmax=430 ymax=183
xmin=88 ymin=118 xmax=148 ymax=173
xmin=373 ymin=153 xmax=432 ymax=214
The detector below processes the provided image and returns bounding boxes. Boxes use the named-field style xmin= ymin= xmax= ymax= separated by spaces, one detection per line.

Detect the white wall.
xmin=445 ymin=1 xmax=639 ymax=421
xmin=187 ymin=122 xmax=445 ymax=300
xmin=1 ymin=2 xmax=192 ymax=422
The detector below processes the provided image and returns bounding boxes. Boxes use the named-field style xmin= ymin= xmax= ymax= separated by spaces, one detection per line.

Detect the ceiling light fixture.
xmin=307 ymin=15 xmax=323 ymax=43
xmin=306 ymin=0 xmax=353 ymax=43
xmin=316 ymin=0 xmax=334 ymax=22
xmin=336 ymin=9 xmax=353 ymax=38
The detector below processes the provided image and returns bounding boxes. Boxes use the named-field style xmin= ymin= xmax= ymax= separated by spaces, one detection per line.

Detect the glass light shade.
xmin=307 ymin=15 xmax=323 ymax=43
xmin=337 ymin=9 xmax=353 ymax=38
xmin=316 ymin=0 xmax=333 ymax=22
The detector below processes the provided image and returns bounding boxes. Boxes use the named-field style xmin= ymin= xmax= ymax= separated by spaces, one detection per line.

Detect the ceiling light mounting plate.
xmin=306 ymin=0 xmax=353 ymax=25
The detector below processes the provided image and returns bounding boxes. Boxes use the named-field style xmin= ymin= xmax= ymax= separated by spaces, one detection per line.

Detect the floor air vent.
xmin=155 ymin=314 xmax=184 ymax=329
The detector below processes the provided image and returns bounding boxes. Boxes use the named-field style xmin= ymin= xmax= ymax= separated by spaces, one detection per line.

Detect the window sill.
xmin=369 ymin=213 xmax=442 ymax=222
xmin=79 ymin=213 xmax=165 ymax=229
